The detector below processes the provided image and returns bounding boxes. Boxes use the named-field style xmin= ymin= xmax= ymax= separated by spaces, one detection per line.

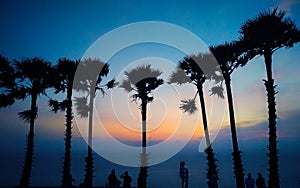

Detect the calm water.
xmin=0 ymin=137 xmax=299 ymax=187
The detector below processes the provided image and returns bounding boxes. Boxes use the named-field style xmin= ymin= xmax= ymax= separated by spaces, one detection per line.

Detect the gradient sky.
xmin=0 ymin=0 xmax=300 ymax=187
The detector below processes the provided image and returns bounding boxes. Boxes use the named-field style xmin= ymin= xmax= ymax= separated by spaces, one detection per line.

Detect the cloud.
xmin=214 ymin=108 xmax=300 ymax=141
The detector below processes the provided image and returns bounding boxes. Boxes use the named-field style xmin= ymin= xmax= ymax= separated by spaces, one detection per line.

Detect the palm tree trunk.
xmin=224 ymin=75 xmax=245 ymax=188
xmin=138 ymin=149 xmax=148 ymax=188
xmin=198 ymin=85 xmax=211 ymax=146
xmin=83 ymin=88 xmax=95 ymax=188
xmin=264 ymin=52 xmax=280 ymax=188
xmin=198 ymin=85 xmax=219 ymax=187
xmin=84 ymin=146 xmax=93 ymax=188
xmin=142 ymin=99 xmax=147 ymax=148
xmin=19 ymin=92 xmax=37 ymax=187
xmin=138 ymin=99 xmax=148 ymax=188
xmin=62 ymin=87 xmax=73 ymax=187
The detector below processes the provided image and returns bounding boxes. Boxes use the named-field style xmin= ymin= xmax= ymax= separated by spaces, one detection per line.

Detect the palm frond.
xmin=0 ymin=94 xmax=15 ymax=108
xmin=78 ymin=58 xmax=109 ymax=84
xmin=131 ymin=94 xmax=140 ymax=104
xmin=49 ymin=100 xmax=60 ymax=112
xmin=13 ymin=57 xmax=54 ymax=100
xmin=73 ymin=81 xmax=90 ymax=92
xmin=169 ymin=67 xmax=191 ymax=85
xmin=210 ymin=86 xmax=224 ymax=99
xmin=18 ymin=109 xmax=37 ymax=123
xmin=14 ymin=86 xmax=29 ymax=100
xmin=97 ymin=87 xmax=106 ymax=96
xmin=147 ymin=96 xmax=154 ymax=103
xmin=48 ymin=99 xmax=68 ymax=113
xmin=106 ymin=79 xmax=118 ymax=89
xmin=121 ymin=64 xmax=164 ymax=107
xmin=0 ymin=56 xmax=16 ymax=88
xmin=174 ymin=53 xmax=223 ymax=86
xmin=239 ymin=7 xmax=300 ymax=55
xmin=52 ymin=58 xmax=78 ymax=94
xmin=146 ymin=78 xmax=164 ymax=91
xmin=179 ymin=99 xmax=198 ymax=115
xmin=119 ymin=79 xmax=133 ymax=92
xmin=74 ymin=97 xmax=89 ymax=118
xmin=123 ymin=64 xmax=162 ymax=86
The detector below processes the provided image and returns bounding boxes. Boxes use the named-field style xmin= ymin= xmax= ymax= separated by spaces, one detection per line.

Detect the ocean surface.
xmin=0 ymin=136 xmax=299 ymax=188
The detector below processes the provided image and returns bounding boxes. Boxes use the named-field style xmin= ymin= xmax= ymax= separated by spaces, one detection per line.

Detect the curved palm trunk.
xmin=83 ymin=89 xmax=95 ymax=188
xmin=264 ymin=52 xmax=280 ymax=188
xmin=62 ymin=86 xmax=73 ymax=187
xmin=224 ymin=74 xmax=245 ymax=188
xmin=19 ymin=92 xmax=37 ymax=187
xmin=198 ymin=85 xmax=219 ymax=187
xmin=138 ymin=99 xmax=148 ymax=188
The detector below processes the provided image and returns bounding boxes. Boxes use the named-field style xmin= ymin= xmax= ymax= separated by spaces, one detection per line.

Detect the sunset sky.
xmin=0 ymin=0 xmax=300 ymax=187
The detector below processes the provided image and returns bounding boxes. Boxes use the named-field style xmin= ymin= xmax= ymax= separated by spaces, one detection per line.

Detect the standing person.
xmin=256 ymin=172 xmax=267 ymax=188
xmin=108 ymin=169 xmax=121 ymax=187
xmin=120 ymin=171 xmax=132 ymax=188
xmin=179 ymin=161 xmax=186 ymax=188
xmin=245 ymin=173 xmax=255 ymax=188
xmin=184 ymin=168 xmax=189 ymax=188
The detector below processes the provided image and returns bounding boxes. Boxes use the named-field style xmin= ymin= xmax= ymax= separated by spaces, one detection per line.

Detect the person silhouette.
xmin=184 ymin=168 xmax=189 ymax=188
xmin=179 ymin=161 xmax=186 ymax=188
xmin=256 ymin=172 xmax=266 ymax=188
xmin=245 ymin=173 xmax=255 ymax=188
xmin=120 ymin=171 xmax=132 ymax=188
xmin=108 ymin=169 xmax=121 ymax=187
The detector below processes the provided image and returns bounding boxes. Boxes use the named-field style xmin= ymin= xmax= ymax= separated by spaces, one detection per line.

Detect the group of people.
xmin=106 ymin=169 xmax=132 ymax=188
xmin=245 ymin=172 xmax=267 ymax=188
xmin=59 ymin=162 xmax=267 ymax=188
xmin=106 ymin=162 xmax=266 ymax=188
xmin=180 ymin=161 xmax=266 ymax=188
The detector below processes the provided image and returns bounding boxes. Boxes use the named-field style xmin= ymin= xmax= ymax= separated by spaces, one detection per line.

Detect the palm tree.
xmin=210 ymin=41 xmax=247 ymax=188
xmin=48 ymin=58 xmax=78 ymax=187
xmin=73 ymin=58 xmax=116 ymax=188
xmin=9 ymin=57 xmax=53 ymax=187
xmin=169 ymin=53 xmax=221 ymax=187
xmin=119 ymin=64 xmax=164 ymax=188
xmin=239 ymin=7 xmax=300 ymax=188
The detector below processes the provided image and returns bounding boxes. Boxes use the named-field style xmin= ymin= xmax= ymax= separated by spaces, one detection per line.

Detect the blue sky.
xmin=1 ymin=0 xmax=299 ymax=62
xmin=0 ymin=0 xmax=300 ymax=187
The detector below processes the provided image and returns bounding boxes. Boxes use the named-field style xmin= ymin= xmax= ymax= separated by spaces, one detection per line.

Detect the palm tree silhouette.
xmin=4 ymin=57 xmax=53 ymax=187
xmin=48 ymin=58 xmax=79 ymax=187
xmin=239 ymin=7 xmax=300 ymax=188
xmin=169 ymin=53 xmax=221 ymax=187
xmin=73 ymin=58 xmax=116 ymax=188
xmin=210 ymin=41 xmax=247 ymax=188
xmin=119 ymin=64 xmax=164 ymax=188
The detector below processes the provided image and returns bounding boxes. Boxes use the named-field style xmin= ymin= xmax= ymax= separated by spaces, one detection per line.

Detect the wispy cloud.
xmin=214 ymin=108 xmax=300 ymax=141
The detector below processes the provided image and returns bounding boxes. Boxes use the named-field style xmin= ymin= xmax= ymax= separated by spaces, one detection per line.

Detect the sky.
xmin=0 ymin=0 xmax=300 ymax=187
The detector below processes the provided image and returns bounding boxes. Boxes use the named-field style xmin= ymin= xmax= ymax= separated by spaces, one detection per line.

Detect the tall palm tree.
xmin=210 ymin=41 xmax=247 ymax=188
xmin=11 ymin=57 xmax=53 ymax=187
xmin=48 ymin=58 xmax=79 ymax=187
xmin=239 ymin=7 xmax=300 ymax=188
xmin=119 ymin=64 xmax=164 ymax=188
xmin=169 ymin=53 xmax=221 ymax=187
xmin=73 ymin=58 xmax=116 ymax=188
